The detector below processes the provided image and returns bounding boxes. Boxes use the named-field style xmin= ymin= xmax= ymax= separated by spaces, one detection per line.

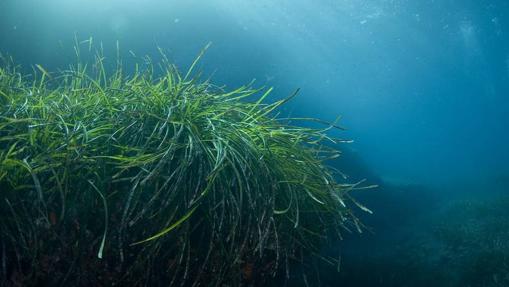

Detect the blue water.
xmin=1 ymin=1 xmax=508 ymax=286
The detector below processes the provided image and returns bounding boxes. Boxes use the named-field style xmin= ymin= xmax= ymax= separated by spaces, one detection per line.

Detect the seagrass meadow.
xmin=0 ymin=46 xmax=369 ymax=286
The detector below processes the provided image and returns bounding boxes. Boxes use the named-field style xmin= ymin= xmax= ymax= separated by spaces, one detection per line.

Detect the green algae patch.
xmin=0 ymin=47 xmax=367 ymax=286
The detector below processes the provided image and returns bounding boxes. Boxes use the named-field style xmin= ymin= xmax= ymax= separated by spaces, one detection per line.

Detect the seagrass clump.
xmin=0 ymin=47 xmax=367 ymax=286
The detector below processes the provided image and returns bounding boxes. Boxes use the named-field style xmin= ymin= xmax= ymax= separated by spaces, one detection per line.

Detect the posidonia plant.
xmin=0 ymin=42 xmax=371 ymax=286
